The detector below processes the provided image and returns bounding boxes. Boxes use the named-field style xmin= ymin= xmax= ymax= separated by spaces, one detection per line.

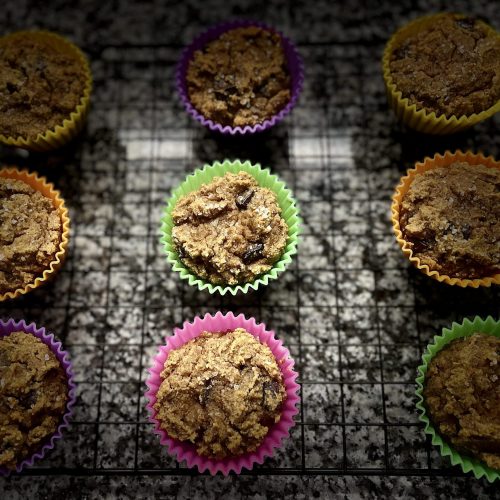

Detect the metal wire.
xmin=1 ymin=32 xmax=499 ymax=479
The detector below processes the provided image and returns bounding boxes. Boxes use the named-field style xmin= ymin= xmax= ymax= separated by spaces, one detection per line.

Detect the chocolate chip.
xmin=199 ymin=379 xmax=213 ymax=406
xmin=36 ymin=58 xmax=46 ymax=72
xmin=6 ymin=82 xmax=17 ymax=94
xmin=21 ymin=389 xmax=37 ymax=409
xmin=393 ymin=42 xmax=410 ymax=60
xmin=262 ymin=380 xmax=282 ymax=410
xmin=446 ymin=223 xmax=459 ymax=236
xmin=236 ymin=189 xmax=254 ymax=209
xmin=177 ymin=244 xmax=186 ymax=260
xmin=462 ymin=224 xmax=472 ymax=240
xmin=243 ymin=243 xmax=264 ymax=263
xmin=263 ymin=380 xmax=280 ymax=397
xmin=412 ymin=238 xmax=432 ymax=254
xmin=456 ymin=17 xmax=476 ymax=30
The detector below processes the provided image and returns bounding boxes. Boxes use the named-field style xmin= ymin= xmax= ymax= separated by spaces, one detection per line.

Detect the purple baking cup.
xmin=0 ymin=318 xmax=76 ymax=476
xmin=176 ymin=20 xmax=304 ymax=135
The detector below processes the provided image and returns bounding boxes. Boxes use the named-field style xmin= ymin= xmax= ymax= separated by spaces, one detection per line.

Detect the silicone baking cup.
xmin=416 ymin=316 xmax=500 ymax=483
xmin=145 ymin=311 xmax=300 ymax=475
xmin=160 ymin=159 xmax=300 ymax=295
xmin=391 ymin=150 xmax=500 ymax=287
xmin=0 ymin=30 xmax=92 ymax=151
xmin=176 ymin=20 xmax=304 ymax=134
xmin=382 ymin=13 xmax=500 ymax=134
xmin=0 ymin=318 xmax=76 ymax=476
xmin=0 ymin=167 xmax=70 ymax=301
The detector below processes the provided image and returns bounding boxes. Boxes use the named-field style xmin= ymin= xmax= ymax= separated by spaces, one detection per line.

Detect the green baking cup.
xmin=160 ymin=159 xmax=300 ymax=295
xmin=416 ymin=316 xmax=500 ymax=483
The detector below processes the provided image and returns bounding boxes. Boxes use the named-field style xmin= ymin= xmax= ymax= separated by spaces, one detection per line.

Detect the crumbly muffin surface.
xmin=0 ymin=33 xmax=86 ymax=139
xmin=172 ymin=171 xmax=288 ymax=285
xmin=186 ymin=26 xmax=291 ymax=127
xmin=0 ymin=177 xmax=62 ymax=295
xmin=0 ymin=331 xmax=68 ymax=470
xmin=424 ymin=333 xmax=500 ymax=470
xmin=154 ymin=329 xmax=286 ymax=459
xmin=400 ymin=162 xmax=500 ymax=279
xmin=389 ymin=14 xmax=500 ymax=117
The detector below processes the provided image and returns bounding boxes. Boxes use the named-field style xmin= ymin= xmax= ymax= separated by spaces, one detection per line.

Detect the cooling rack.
xmin=0 ymin=0 xmax=499 ymax=497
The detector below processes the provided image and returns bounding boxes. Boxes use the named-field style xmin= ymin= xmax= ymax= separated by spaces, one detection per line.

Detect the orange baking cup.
xmin=382 ymin=13 xmax=500 ymax=135
xmin=0 ymin=167 xmax=70 ymax=301
xmin=0 ymin=31 xmax=92 ymax=152
xmin=391 ymin=150 xmax=500 ymax=288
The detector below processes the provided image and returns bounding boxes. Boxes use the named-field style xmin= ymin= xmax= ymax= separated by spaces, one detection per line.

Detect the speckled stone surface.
xmin=1 ymin=0 xmax=500 ymax=498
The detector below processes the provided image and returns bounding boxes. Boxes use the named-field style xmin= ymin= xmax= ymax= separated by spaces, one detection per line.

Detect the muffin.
xmin=416 ymin=316 xmax=500 ymax=482
xmin=0 ymin=31 xmax=92 ymax=151
xmin=392 ymin=151 xmax=500 ymax=286
xmin=177 ymin=22 xmax=304 ymax=134
xmin=0 ymin=331 xmax=69 ymax=471
xmin=146 ymin=311 xmax=300 ymax=474
xmin=383 ymin=13 xmax=500 ymax=133
xmin=389 ymin=14 xmax=500 ymax=117
xmin=0 ymin=168 xmax=69 ymax=300
xmin=399 ymin=162 xmax=500 ymax=279
xmin=423 ymin=332 xmax=499 ymax=471
xmin=171 ymin=170 xmax=289 ymax=285
xmin=153 ymin=328 xmax=286 ymax=459
xmin=186 ymin=26 xmax=290 ymax=128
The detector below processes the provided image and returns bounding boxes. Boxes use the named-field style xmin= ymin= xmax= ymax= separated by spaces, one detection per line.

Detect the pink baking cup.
xmin=0 ymin=318 xmax=76 ymax=476
xmin=176 ymin=20 xmax=304 ymax=135
xmin=145 ymin=311 xmax=300 ymax=475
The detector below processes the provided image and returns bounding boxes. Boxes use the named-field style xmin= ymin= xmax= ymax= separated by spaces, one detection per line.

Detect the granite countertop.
xmin=1 ymin=0 xmax=500 ymax=498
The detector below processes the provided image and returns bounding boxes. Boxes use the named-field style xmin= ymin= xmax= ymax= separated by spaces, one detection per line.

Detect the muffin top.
xmin=186 ymin=26 xmax=291 ymax=127
xmin=154 ymin=328 xmax=286 ymax=459
xmin=400 ymin=162 xmax=500 ymax=279
xmin=424 ymin=332 xmax=500 ymax=470
xmin=0 ymin=32 xmax=87 ymax=139
xmin=0 ymin=331 xmax=69 ymax=470
xmin=172 ymin=171 xmax=288 ymax=285
xmin=0 ymin=176 xmax=62 ymax=296
xmin=389 ymin=14 xmax=500 ymax=117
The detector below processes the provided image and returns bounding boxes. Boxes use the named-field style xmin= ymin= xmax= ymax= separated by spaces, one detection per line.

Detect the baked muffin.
xmin=186 ymin=26 xmax=291 ymax=127
xmin=0 ymin=31 xmax=91 ymax=147
xmin=171 ymin=171 xmax=289 ymax=285
xmin=0 ymin=175 xmax=63 ymax=296
xmin=388 ymin=13 xmax=500 ymax=118
xmin=0 ymin=331 xmax=69 ymax=470
xmin=153 ymin=328 xmax=286 ymax=459
xmin=424 ymin=333 xmax=500 ymax=470
xmin=399 ymin=161 xmax=500 ymax=279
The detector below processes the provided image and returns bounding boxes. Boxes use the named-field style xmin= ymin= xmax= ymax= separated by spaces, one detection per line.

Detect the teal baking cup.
xmin=416 ymin=316 xmax=500 ymax=482
xmin=160 ymin=159 xmax=300 ymax=295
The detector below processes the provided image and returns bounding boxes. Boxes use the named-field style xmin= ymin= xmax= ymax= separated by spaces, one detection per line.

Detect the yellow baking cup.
xmin=391 ymin=150 xmax=500 ymax=288
xmin=0 ymin=167 xmax=70 ymax=301
xmin=382 ymin=13 xmax=500 ymax=134
xmin=0 ymin=31 xmax=92 ymax=152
